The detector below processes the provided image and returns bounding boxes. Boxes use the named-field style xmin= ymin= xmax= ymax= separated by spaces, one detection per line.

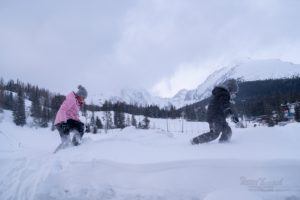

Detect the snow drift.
xmin=0 ymin=110 xmax=300 ymax=200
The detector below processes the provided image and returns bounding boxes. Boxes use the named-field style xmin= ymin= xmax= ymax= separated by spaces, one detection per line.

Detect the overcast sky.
xmin=1 ymin=0 xmax=300 ymax=98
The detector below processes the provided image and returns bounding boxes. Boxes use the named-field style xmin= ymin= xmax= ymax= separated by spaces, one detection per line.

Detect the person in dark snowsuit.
xmin=191 ymin=79 xmax=239 ymax=144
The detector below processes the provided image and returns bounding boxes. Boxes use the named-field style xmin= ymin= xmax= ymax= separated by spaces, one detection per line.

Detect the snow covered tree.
xmin=125 ymin=115 xmax=131 ymax=127
xmin=103 ymin=111 xmax=113 ymax=133
xmin=13 ymin=90 xmax=26 ymax=126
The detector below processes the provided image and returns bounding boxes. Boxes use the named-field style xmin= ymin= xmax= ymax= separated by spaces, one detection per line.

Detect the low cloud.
xmin=1 ymin=0 xmax=300 ymax=97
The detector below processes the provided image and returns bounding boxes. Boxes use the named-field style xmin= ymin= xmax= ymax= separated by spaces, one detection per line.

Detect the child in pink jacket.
xmin=54 ymin=85 xmax=88 ymax=146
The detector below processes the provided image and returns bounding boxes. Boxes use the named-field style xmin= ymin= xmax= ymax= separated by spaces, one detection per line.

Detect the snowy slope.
xmin=0 ymin=110 xmax=300 ymax=200
xmin=179 ymin=59 xmax=300 ymax=105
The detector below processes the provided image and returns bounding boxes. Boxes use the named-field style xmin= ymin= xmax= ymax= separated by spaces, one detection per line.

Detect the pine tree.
xmin=139 ymin=116 xmax=150 ymax=129
xmin=0 ymin=89 xmax=4 ymax=112
xmin=13 ymin=90 xmax=26 ymax=126
xmin=92 ymin=126 xmax=97 ymax=134
xmin=31 ymin=93 xmax=42 ymax=125
xmin=143 ymin=116 xmax=150 ymax=129
xmin=138 ymin=122 xmax=142 ymax=129
xmin=0 ymin=78 xmax=4 ymax=111
xmin=295 ymin=105 xmax=300 ymax=122
xmin=4 ymin=92 xmax=14 ymax=110
xmin=0 ymin=78 xmax=4 ymax=90
xmin=113 ymin=111 xmax=119 ymax=128
xmin=96 ymin=116 xmax=103 ymax=129
xmin=114 ymin=111 xmax=125 ymax=129
xmin=81 ymin=104 xmax=88 ymax=120
xmin=90 ymin=112 xmax=95 ymax=127
xmin=50 ymin=95 xmax=65 ymax=121
xmin=90 ymin=112 xmax=97 ymax=134
xmin=120 ymin=112 xmax=125 ymax=128
xmin=131 ymin=114 xmax=137 ymax=127
xmin=40 ymin=107 xmax=49 ymax=127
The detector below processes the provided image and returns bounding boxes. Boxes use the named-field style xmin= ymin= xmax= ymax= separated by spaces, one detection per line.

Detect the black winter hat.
xmin=221 ymin=79 xmax=239 ymax=93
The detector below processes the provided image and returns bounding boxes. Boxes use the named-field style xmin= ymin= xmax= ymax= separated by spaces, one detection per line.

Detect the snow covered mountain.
xmin=88 ymin=59 xmax=300 ymax=108
xmin=175 ymin=59 xmax=300 ymax=106
xmin=87 ymin=88 xmax=170 ymax=107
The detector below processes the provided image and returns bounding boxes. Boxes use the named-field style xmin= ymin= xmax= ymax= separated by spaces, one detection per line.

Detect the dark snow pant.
xmin=192 ymin=120 xmax=232 ymax=144
xmin=56 ymin=119 xmax=85 ymax=146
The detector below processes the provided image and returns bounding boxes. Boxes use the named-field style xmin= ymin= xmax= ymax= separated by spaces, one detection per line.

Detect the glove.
xmin=231 ymin=116 xmax=239 ymax=123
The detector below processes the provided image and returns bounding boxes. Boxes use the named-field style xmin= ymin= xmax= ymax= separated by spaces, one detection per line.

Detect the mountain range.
xmin=88 ymin=59 xmax=300 ymax=108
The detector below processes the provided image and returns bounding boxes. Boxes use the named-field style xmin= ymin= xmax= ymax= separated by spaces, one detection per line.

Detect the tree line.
xmin=0 ymin=78 xmax=65 ymax=127
xmin=0 ymin=78 xmax=171 ymax=129
xmin=180 ymin=77 xmax=300 ymax=122
xmin=2 ymin=77 xmax=300 ymax=129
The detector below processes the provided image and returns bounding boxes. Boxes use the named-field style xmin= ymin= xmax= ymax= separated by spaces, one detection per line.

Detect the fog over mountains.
xmin=88 ymin=59 xmax=300 ymax=108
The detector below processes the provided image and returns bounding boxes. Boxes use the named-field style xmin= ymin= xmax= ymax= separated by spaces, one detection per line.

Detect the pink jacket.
xmin=54 ymin=92 xmax=81 ymax=125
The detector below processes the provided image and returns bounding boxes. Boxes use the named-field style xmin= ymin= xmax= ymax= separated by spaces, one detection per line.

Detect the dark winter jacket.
xmin=206 ymin=86 xmax=234 ymax=122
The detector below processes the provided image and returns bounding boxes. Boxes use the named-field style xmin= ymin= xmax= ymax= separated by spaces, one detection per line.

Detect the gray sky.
xmin=1 ymin=0 xmax=300 ymax=97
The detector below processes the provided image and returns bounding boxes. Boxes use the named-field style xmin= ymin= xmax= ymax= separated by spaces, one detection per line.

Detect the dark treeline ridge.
xmin=0 ymin=78 xmax=180 ymax=128
xmin=1 ymin=77 xmax=300 ymax=128
xmin=180 ymin=77 xmax=300 ymax=121
xmin=0 ymin=78 xmax=65 ymax=127
xmin=98 ymin=101 xmax=178 ymax=119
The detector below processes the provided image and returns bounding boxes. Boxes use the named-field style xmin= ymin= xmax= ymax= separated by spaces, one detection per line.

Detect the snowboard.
xmin=53 ymin=141 xmax=74 ymax=153
xmin=53 ymin=134 xmax=83 ymax=153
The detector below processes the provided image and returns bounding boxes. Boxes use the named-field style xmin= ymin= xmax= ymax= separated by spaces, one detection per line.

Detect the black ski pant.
xmin=192 ymin=120 xmax=232 ymax=144
xmin=56 ymin=119 xmax=84 ymax=145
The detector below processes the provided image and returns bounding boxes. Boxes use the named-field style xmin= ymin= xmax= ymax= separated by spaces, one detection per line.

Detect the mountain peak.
xmin=173 ymin=89 xmax=189 ymax=99
xmin=88 ymin=59 xmax=300 ymax=109
xmin=182 ymin=58 xmax=300 ymax=105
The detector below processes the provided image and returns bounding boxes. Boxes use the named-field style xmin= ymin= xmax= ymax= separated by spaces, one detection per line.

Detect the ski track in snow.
xmin=1 ymin=157 xmax=300 ymax=200
xmin=1 ymin=112 xmax=300 ymax=200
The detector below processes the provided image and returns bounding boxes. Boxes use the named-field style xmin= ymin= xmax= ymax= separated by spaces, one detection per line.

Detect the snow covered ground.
xmin=0 ymin=110 xmax=300 ymax=200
